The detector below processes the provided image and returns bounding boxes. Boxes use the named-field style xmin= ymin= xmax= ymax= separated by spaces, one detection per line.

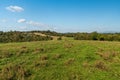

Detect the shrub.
xmin=17 ymin=49 xmax=29 ymax=56
xmin=57 ymin=37 xmax=62 ymax=40
xmin=82 ymin=61 xmax=89 ymax=68
xmin=34 ymin=60 xmax=48 ymax=67
xmin=64 ymin=58 xmax=75 ymax=65
xmin=21 ymin=46 xmax=27 ymax=49
xmin=0 ymin=64 xmax=31 ymax=80
xmin=33 ymin=48 xmax=45 ymax=54
xmin=52 ymin=54 xmax=62 ymax=59
xmin=94 ymin=60 xmax=108 ymax=71
xmin=85 ymin=53 xmax=96 ymax=61
xmin=64 ymin=43 xmax=74 ymax=49
xmin=34 ymin=55 xmax=49 ymax=67
xmin=74 ymin=32 xmax=120 ymax=41
xmin=97 ymin=51 xmax=119 ymax=60
xmin=99 ymin=52 xmax=111 ymax=60
xmin=40 ymin=54 xmax=48 ymax=61
xmin=0 ymin=31 xmax=53 ymax=43
xmin=0 ymin=51 xmax=13 ymax=58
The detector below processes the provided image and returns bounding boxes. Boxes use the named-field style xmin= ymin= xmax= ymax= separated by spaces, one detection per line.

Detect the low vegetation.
xmin=1 ymin=31 xmax=120 ymax=43
xmin=74 ymin=32 xmax=120 ymax=41
xmin=0 ymin=31 xmax=53 ymax=43
xmin=0 ymin=39 xmax=120 ymax=80
xmin=0 ymin=31 xmax=120 ymax=80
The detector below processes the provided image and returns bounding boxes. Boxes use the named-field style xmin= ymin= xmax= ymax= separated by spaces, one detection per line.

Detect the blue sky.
xmin=0 ymin=0 xmax=120 ymax=32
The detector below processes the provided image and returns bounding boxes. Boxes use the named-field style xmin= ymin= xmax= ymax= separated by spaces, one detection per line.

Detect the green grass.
xmin=0 ymin=39 xmax=120 ymax=80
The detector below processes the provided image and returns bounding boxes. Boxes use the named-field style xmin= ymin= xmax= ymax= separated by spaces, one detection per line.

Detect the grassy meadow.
xmin=0 ymin=39 xmax=120 ymax=80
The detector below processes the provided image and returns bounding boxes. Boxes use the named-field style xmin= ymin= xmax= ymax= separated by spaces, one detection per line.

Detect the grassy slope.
xmin=0 ymin=39 xmax=120 ymax=80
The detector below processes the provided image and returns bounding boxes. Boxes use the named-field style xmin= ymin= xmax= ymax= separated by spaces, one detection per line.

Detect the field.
xmin=0 ymin=39 xmax=120 ymax=80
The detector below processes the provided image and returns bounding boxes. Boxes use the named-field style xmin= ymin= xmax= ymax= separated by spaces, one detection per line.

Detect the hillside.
xmin=33 ymin=32 xmax=60 ymax=40
xmin=0 ymin=39 xmax=120 ymax=80
xmin=0 ymin=31 xmax=53 ymax=43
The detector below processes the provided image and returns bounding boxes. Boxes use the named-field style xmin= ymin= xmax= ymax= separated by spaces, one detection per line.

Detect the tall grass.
xmin=0 ymin=40 xmax=120 ymax=80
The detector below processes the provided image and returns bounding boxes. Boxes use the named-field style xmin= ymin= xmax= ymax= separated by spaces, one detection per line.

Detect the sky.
xmin=0 ymin=0 xmax=120 ymax=32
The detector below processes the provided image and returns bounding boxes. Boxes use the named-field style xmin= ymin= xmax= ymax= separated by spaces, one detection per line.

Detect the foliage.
xmin=57 ymin=36 xmax=62 ymax=40
xmin=0 ymin=31 xmax=53 ymax=43
xmin=74 ymin=32 xmax=120 ymax=41
xmin=1 ymin=30 xmax=120 ymax=43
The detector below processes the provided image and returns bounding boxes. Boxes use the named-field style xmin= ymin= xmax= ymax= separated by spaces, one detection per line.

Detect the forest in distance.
xmin=0 ymin=30 xmax=120 ymax=43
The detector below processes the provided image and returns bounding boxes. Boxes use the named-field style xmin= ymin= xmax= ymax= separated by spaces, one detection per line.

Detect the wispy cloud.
xmin=17 ymin=19 xmax=50 ymax=27
xmin=6 ymin=5 xmax=24 ymax=12
xmin=26 ymin=21 xmax=49 ymax=27
xmin=17 ymin=19 xmax=26 ymax=23
xmin=17 ymin=19 xmax=57 ymax=31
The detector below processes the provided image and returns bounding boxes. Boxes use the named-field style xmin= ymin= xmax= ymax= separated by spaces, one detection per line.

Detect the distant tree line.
xmin=1 ymin=30 xmax=120 ymax=43
xmin=27 ymin=30 xmax=120 ymax=41
xmin=0 ymin=31 xmax=53 ymax=43
xmin=74 ymin=32 xmax=120 ymax=41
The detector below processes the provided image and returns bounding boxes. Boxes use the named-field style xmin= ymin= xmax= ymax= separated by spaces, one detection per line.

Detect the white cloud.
xmin=6 ymin=5 xmax=24 ymax=12
xmin=26 ymin=21 xmax=47 ymax=27
xmin=17 ymin=19 xmax=26 ymax=23
xmin=17 ymin=19 xmax=57 ymax=30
